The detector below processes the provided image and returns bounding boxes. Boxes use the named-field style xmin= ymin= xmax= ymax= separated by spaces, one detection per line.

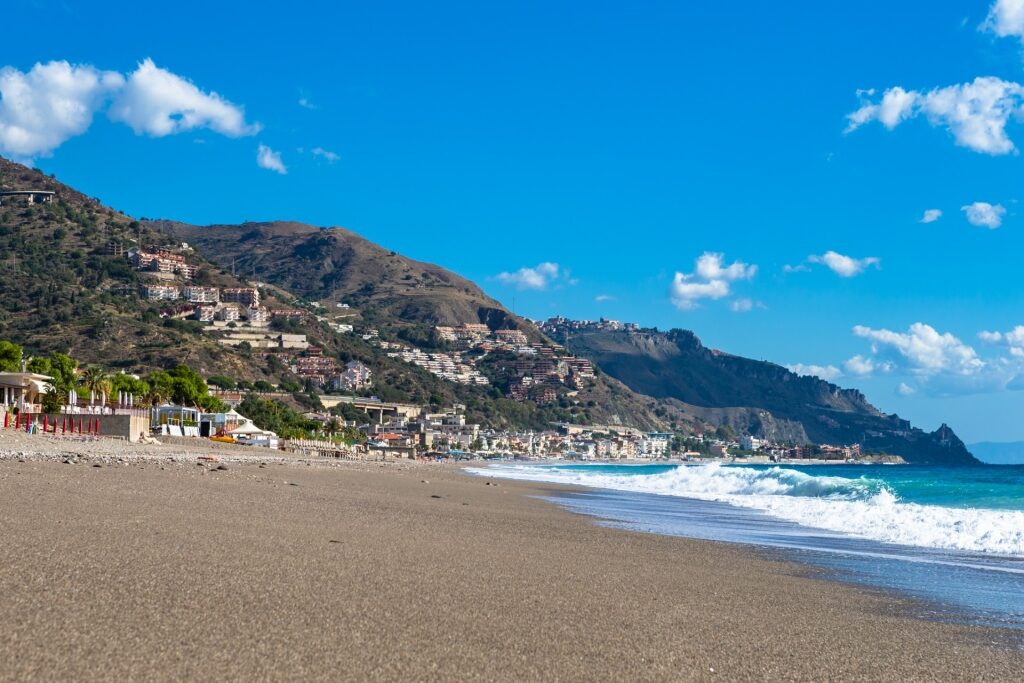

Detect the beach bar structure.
xmin=0 ymin=372 xmax=53 ymax=412
xmin=0 ymin=190 xmax=55 ymax=205
xmin=152 ymin=404 xmax=201 ymax=437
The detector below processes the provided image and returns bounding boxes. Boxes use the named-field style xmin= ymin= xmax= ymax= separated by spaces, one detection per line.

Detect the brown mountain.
xmin=150 ymin=220 xmax=520 ymax=331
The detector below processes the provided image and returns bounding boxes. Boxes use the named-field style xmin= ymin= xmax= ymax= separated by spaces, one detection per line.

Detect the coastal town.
xmin=0 ymin=328 xmax=882 ymax=464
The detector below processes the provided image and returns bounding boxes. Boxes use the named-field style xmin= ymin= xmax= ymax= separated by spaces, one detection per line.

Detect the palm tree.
xmin=325 ymin=417 xmax=342 ymax=441
xmin=145 ymin=383 xmax=171 ymax=407
xmin=78 ymin=366 xmax=112 ymax=407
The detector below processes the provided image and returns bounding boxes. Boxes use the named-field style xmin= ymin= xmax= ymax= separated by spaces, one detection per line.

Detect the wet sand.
xmin=1 ymin=440 xmax=1021 ymax=681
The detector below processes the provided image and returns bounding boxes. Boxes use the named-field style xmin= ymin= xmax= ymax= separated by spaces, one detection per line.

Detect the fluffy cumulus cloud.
xmin=808 ymin=251 xmax=880 ymax=277
xmin=786 ymin=364 xmax=842 ymax=382
xmin=961 ymin=201 xmax=1006 ymax=228
xmin=919 ymin=209 xmax=942 ymax=223
xmin=495 ymin=262 xmax=564 ymax=290
xmin=0 ymin=61 xmax=123 ymax=158
xmin=0 ymin=59 xmax=258 ymax=159
xmin=108 ymin=59 xmax=258 ymax=137
xmin=978 ymin=325 xmax=1024 ymax=356
xmin=670 ymin=252 xmax=756 ymax=311
xmin=983 ymin=0 xmax=1024 ymax=42
xmin=853 ymin=323 xmax=983 ymax=377
xmin=897 ymin=382 xmax=917 ymax=396
xmin=256 ymin=144 xmax=287 ymax=174
xmin=844 ymin=354 xmax=883 ymax=377
xmin=847 ymin=323 xmax=1024 ymax=395
xmin=846 ymin=77 xmax=1024 ymax=155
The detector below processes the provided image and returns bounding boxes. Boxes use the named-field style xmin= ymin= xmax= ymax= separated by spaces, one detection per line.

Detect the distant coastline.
xmin=969 ymin=442 xmax=1024 ymax=465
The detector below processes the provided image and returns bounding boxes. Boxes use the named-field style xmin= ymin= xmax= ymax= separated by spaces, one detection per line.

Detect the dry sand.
xmin=1 ymin=433 xmax=1022 ymax=681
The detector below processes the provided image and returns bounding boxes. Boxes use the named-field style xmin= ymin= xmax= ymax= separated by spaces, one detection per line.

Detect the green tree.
xmin=253 ymin=380 xmax=275 ymax=393
xmin=206 ymin=375 xmax=236 ymax=390
xmin=110 ymin=373 xmax=149 ymax=401
xmin=166 ymin=364 xmax=208 ymax=405
xmin=40 ymin=386 xmax=64 ymax=414
xmin=47 ymin=353 xmax=79 ymax=393
xmin=0 ymin=341 xmax=22 ymax=372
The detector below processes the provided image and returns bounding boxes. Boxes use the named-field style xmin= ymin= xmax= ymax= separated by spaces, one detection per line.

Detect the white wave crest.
xmin=471 ymin=463 xmax=1024 ymax=556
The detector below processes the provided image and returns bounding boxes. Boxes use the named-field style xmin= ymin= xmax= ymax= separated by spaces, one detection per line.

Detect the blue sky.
xmin=6 ymin=0 xmax=1024 ymax=441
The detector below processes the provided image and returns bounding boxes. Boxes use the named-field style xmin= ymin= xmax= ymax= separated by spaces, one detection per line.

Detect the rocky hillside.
xmin=559 ymin=327 xmax=977 ymax=464
xmin=0 ymin=155 xmax=679 ymax=431
xmin=0 ymin=157 xmax=279 ymax=380
xmin=150 ymin=220 xmax=524 ymax=333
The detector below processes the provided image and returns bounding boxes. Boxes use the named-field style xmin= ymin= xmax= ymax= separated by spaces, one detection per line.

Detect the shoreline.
xmin=2 ymin=436 xmax=1022 ymax=680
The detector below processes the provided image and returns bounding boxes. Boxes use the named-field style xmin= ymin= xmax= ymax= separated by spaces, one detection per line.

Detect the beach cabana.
xmin=227 ymin=420 xmax=279 ymax=448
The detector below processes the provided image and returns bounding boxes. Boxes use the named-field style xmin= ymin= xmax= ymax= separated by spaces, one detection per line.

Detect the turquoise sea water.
xmin=469 ymin=462 xmax=1024 ymax=630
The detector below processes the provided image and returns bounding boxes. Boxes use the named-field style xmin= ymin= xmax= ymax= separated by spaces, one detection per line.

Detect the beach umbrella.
xmin=3 ymin=411 xmax=7 ymax=428
xmin=77 ymin=418 xmax=82 ymax=434
xmin=14 ymin=413 xmax=20 ymax=429
xmin=94 ymin=418 xmax=100 ymax=435
xmin=42 ymin=415 xmax=48 ymax=431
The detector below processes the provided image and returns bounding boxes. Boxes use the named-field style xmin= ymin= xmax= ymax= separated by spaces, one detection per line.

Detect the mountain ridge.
xmin=556 ymin=326 xmax=977 ymax=464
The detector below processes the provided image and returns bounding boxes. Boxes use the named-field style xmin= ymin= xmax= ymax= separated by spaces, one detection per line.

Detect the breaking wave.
xmin=470 ymin=463 xmax=1024 ymax=557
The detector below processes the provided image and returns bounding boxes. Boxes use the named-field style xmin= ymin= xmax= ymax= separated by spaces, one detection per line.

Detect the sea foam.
xmin=472 ymin=463 xmax=1024 ymax=557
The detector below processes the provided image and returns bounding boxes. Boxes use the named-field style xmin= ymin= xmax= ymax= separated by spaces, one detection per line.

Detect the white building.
xmin=183 ymin=286 xmax=219 ymax=303
xmin=247 ymin=307 xmax=269 ymax=324
xmin=218 ymin=304 xmax=241 ymax=322
xmin=331 ymin=361 xmax=372 ymax=391
xmin=142 ymin=285 xmax=180 ymax=301
xmin=740 ymin=435 xmax=762 ymax=451
xmin=195 ymin=305 xmax=217 ymax=322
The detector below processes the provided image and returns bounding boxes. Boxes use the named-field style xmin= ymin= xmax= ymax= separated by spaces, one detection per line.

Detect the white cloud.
xmin=978 ymin=330 xmax=1005 ymax=343
xmin=730 ymin=298 xmax=754 ymax=312
xmin=783 ymin=263 xmax=810 ymax=273
xmin=961 ymin=201 xmax=1006 ymax=228
xmin=670 ymin=252 xmax=756 ymax=311
xmin=729 ymin=298 xmax=765 ymax=313
xmin=897 ymin=382 xmax=917 ymax=396
xmin=982 ymin=0 xmax=1024 ymax=42
xmin=808 ymin=251 xmax=880 ymax=277
xmin=311 ymin=147 xmax=339 ymax=163
xmin=919 ymin=209 xmax=942 ymax=223
xmin=0 ymin=58 xmax=258 ymax=159
xmin=853 ymin=323 xmax=984 ymax=377
xmin=495 ymin=262 xmax=563 ymax=290
xmin=298 ymin=97 xmax=316 ymax=109
xmin=786 ymin=364 xmax=843 ymax=382
xmin=847 ymin=322 xmax=1024 ymax=395
xmin=256 ymin=144 xmax=287 ymax=174
xmin=108 ymin=59 xmax=258 ymax=138
xmin=694 ymin=252 xmax=757 ymax=281
xmin=0 ymin=60 xmax=123 ymax=158
xmin=846 ymin=77 xmax=1024 ymax=155
xmin=844 ymin=355 xmax=877 ymax=377
xmin=978 ymin=326 xmax=1024 ymax=357
xmin=594 ymin=294 xmax=615 ymax=302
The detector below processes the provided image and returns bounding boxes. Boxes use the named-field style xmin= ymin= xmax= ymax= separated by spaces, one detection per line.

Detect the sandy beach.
xmin=1 ymin=433 xmax=1021 ymax=682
